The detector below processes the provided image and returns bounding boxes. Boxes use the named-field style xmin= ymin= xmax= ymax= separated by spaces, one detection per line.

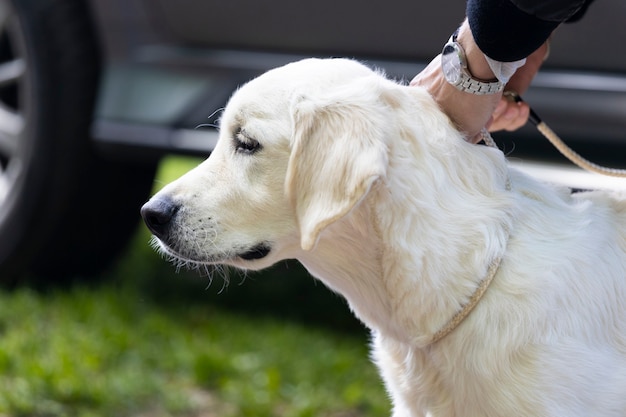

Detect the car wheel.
xmin=0 ymin=0 xmax=158 ymax=285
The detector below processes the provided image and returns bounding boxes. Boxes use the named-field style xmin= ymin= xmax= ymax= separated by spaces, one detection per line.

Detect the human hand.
xmin=489 ymin=97 xmax=530 ymax=132
xmin=410 ymin=20 xmax=502 ymax=143
xmin=412 ymin=19 xmax=551 ymax=140
xmin=411 ymin=55 xmax=502 ymax=143
xmin=489 ymin=41 xmax=549 ymax=132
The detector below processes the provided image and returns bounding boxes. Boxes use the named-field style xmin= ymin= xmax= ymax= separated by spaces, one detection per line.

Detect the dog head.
xmin=141 ymin=58 xmax=391 ymax=269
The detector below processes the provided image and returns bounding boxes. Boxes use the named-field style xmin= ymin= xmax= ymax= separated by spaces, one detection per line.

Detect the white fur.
xmin=148 ymin=58 xmax=626 ymax=417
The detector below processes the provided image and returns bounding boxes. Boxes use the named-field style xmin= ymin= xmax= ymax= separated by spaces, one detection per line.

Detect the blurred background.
xmin=0 ymin=0 xmax=624 ymax=415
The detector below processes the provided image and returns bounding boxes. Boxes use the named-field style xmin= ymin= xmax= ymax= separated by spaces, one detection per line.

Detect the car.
xmin=1 ymin=0 xmax=624 ymax=283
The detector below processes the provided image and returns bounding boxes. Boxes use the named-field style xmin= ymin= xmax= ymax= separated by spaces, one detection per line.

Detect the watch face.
xmin=441 ymin=43 xmax=462 ymax=85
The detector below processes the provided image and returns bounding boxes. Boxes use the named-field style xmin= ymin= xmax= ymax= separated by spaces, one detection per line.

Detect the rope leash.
xmin=504 ymin=91 xmax=626 ymax=178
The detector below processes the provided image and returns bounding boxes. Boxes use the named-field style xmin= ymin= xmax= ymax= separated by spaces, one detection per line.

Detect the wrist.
xmin=456 ymin=21 xmax=497 ymax=82
xmin=441 ymin=21 xmax=503 ymax=95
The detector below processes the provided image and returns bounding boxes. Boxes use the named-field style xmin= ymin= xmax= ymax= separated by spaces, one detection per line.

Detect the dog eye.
xmin=234 ymin=130 xmax=261 ymax=154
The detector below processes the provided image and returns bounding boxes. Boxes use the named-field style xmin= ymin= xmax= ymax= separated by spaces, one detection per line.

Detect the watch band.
xmin=441 ymin=29 xmax=504 ymax=95
xmin=457 ymin=74 xmax=504 ymax=95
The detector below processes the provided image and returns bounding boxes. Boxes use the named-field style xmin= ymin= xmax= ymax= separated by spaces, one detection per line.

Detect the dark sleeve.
xmin=467 ymin=0 xmax=594 ymax=62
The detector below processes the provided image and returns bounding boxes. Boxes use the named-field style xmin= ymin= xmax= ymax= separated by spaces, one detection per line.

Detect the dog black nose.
xmin=141 ymin=196 xmax=179 ymax=240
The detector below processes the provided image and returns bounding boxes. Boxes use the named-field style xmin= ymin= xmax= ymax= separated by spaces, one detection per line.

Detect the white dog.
xmin=141 ymin=58 xmax=626 ymax=417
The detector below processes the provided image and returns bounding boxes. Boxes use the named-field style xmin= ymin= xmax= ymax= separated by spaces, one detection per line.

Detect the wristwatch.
xmin=441 ymin=29 xmax=504 ymax=95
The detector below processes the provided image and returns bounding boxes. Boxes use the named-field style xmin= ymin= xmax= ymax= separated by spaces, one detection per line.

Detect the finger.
xmin=504 ymin=103 xmax=530 ymax=131
xmin=489 ymin=101 xmax=530 ymax=132
xmin=492 ymin=99 xmax=508 ymax=120
xmin=489 ymin=102 xmax=516 ymax=132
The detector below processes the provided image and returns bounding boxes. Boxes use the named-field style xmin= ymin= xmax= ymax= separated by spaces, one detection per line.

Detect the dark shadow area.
xmin=131 ymin=259 xmax=368 ymax=336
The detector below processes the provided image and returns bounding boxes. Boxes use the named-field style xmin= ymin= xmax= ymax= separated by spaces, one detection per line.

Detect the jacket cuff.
xmin=467 ymin=0 xmax=560 ymax=62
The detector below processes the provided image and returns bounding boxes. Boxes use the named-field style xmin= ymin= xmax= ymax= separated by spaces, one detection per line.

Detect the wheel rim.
xmin=0 ymin=0 xmax=27 ymax=211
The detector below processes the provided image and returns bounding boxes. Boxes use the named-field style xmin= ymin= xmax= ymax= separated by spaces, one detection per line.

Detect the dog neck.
xmin=377 ymin=133 xmax=512 ymax=346
xmin=297 ymin=202 xmax=400 ymax=337
xmin=292 ymin=85 xmax=514 ymax=347
xmin=428 ymin=253 xmax=504 ymax=344
xmin=299 ymin=106 xmax=513 ymax=347
xmin=428 ymin=133 xmax=511 ymax=345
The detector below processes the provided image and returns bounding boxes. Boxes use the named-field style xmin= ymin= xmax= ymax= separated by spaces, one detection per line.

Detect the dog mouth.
xmin=238 ymin=243 xmax=271 ymax=261
xmin=153 ymin=234 xmax=272 ymax=266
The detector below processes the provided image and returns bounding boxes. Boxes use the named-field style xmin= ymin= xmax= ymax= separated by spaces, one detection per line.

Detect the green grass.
xmin=0 ymin=157 xmax=390 ymax=417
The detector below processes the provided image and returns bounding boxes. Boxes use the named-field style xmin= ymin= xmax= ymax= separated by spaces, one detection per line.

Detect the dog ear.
xmin=286 ymin=83 xmax=388 ymax=251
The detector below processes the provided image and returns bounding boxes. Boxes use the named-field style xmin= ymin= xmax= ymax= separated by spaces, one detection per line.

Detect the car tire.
xmin=0 ymin=0 xmax=158 ymax=285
